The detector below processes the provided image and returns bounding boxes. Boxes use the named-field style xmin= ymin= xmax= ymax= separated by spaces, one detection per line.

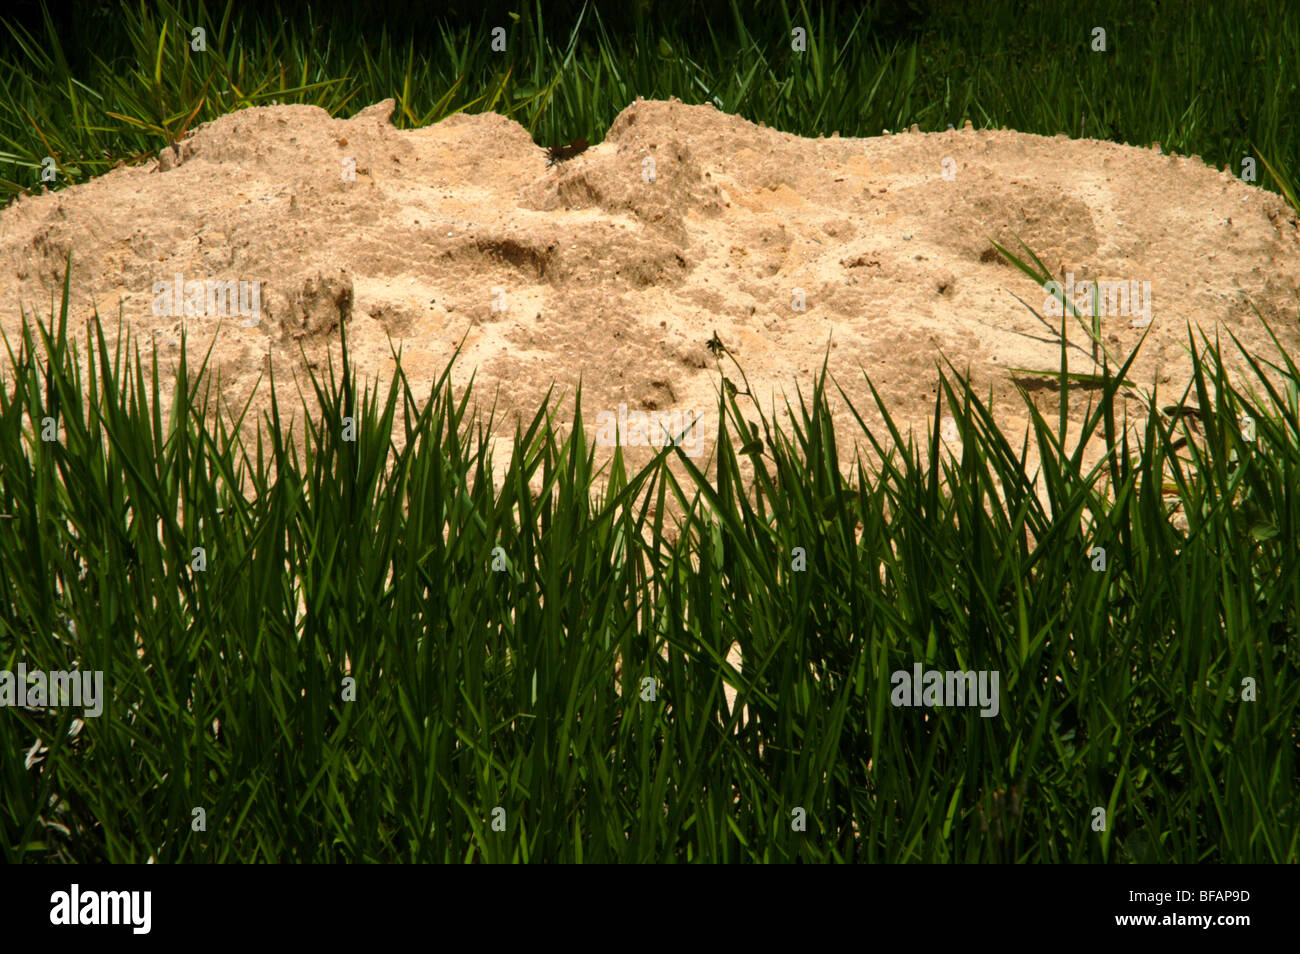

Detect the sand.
xmin=2 ymin=96 xmax=1298 ymax=488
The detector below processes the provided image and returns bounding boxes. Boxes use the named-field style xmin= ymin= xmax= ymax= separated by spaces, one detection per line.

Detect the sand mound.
xmin=2 ymin=96 xmax=1298 ymax=480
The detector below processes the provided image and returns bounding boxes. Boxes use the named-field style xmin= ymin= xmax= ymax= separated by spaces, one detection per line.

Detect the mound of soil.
xmin=2 ymin=97 xmax=1298 ymax=482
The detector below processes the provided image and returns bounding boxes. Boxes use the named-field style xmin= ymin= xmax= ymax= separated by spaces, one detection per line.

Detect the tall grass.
xmin=1 ymin=265 xmax=1295 ymax=862
xmin=0 ymin=0 xmax=1296 ymax=864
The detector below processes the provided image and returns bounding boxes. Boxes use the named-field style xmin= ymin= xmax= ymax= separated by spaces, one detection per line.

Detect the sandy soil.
xmin=2 ymin=96 xmax=1298 ymax=490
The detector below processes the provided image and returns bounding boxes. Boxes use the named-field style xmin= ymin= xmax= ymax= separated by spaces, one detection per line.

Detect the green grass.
xmin=1 ymin=0 xmax=1298 ymax=207
xmin=0 ymin=0 xmax=1296 ymax=865
xmin=0 ymin=262 xmax=1295 ymax=862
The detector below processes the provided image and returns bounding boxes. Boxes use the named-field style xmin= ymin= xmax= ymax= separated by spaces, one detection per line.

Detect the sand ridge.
xmin=1 ymin=96 xmax=1297 ymax=482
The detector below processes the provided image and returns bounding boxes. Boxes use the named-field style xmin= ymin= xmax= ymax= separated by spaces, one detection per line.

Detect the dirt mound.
xmin=2 ymin=96 xmax=1298 ymax=481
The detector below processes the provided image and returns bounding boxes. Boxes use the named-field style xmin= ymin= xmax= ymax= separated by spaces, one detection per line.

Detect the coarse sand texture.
xmin=2 ymin=96 xmax=1297 ymax=478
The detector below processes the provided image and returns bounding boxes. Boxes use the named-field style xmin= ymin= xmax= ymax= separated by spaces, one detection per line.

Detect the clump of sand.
xmin=2 ymin=96 xmax=1297 ymax=484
